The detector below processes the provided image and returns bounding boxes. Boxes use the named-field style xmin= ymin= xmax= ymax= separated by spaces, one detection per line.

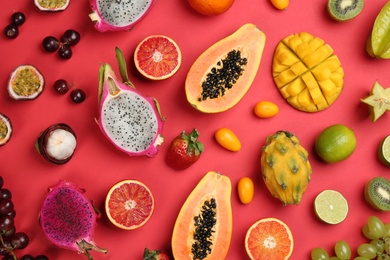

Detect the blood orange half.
xmin=105 ymin=180 xmax=154 ymax=230
xmin=245 ymin=218 xmax=294 ymax=260
xmin=134 ymin=35 xmax=182 ymax=80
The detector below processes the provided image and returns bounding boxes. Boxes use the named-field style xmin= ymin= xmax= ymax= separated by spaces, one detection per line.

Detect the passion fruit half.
xmin=0 ymin=113 xmax=12 ymax=147
xmin=34 ymin=0 xmax=70 ymax=11
xmin=8 ymin=65 xmax=45 ymax=100
xmin=35 ymin=123 xmax=77 ymax=165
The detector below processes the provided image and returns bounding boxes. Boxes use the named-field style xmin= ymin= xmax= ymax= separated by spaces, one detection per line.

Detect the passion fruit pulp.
xmin=8 ymin=65 xmax=45 ymax=100
xmin=0 ymin=113 xmax=12 ymax=147
xmin=34 ymin=0 xmax=70 ymax=11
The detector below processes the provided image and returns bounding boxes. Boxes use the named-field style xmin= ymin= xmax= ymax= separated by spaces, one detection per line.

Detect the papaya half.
xmin=171 ymin=171 xmax=232 ymax=260
xmin=185 ymin=23 xmax=266 ymax=113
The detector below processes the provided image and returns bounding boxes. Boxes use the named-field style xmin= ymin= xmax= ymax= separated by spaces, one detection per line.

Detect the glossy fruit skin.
xmin=237 ymin=177 xmax=254 ymax=204
xmin=11 ymin=12 xmax=26 ymax=26
xmin=4 ymin=24 xmax=19 ymax=39
xmin=271 ymin=0 xmax=289 ymax=10
xmin=42 ymin=36 xmax=60 ymax=52
xmin=70 ymin=89 xmax=86 ymax=103
xmin=53 ymin=79 xmax=69 ymax=94
xmin=254 ymin=101 xmax=279 ymax=118
xmin=166 ymin=129 xmax=204 ymax=170
xmin=58 ymin=45 xmax=72 ymax=59
xmin=61 ymin=29 xmax=80 ymax=46
xmin=143 ymin=248 xmax=170 ymax=260
xmin=215 ymin=128 xmax=241 ymax=152
xmin=188 ymin=0 xmax=234 ymax=15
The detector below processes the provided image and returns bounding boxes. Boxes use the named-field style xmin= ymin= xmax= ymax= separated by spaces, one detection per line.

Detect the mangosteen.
xmin=35 ymin=123 xmax=77 ymax=165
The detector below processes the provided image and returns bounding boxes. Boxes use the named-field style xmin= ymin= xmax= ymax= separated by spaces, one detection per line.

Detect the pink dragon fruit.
xmin=89 ymin=0 xmax=156 ymax=32
xmin=96 ymin=47 xmax=164 ymax=157
xmin=39 ymin=180 xmax=107 ymax=259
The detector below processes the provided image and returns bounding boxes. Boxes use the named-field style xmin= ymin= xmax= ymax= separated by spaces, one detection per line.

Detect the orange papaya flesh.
xmin=272 ymin=32 xmax=344 ymax=112
xmin=171 ymin=171 xmax=232 ymax=260
xmin=185 ymin=23 xmax=266 ymax=113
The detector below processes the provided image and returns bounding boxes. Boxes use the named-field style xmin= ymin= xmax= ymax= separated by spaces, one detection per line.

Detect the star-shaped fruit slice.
xmin=361 ymin=81 xmax=390 ymax=122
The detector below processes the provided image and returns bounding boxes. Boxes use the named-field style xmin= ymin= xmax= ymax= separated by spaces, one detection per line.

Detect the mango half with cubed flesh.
xmin=272 ymin=32 xmax=344 ymax=112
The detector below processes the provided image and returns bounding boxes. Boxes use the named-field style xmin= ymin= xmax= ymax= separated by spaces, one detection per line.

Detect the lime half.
xmin=379 ymin=135 xmax=390 ymax=167
xmin=314 ymin=190 xmax=348 ymax=224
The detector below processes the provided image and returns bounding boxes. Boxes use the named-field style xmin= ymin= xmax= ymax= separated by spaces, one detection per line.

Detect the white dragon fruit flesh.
xmin=39 ymin=180 xmax=107 ymax=260
xmin=96 ymin=47 xmax=164 ymax=157
xmin=89 ymin=0 xmax=156 ymax=32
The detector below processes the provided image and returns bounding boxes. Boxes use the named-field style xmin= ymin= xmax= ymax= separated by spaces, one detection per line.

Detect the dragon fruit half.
xmin=96 ymin=47 xmax=164 ymax=157
xmin=89 ymin=0 xmax=156 ymax=32
xmin=39 ymin=180 xmax=107 ymax=260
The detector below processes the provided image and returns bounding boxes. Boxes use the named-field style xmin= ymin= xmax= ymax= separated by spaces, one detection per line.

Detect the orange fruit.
xmin=105 ymin=180 xmax=154 ymax=230
xmin=187 ymin=0 xmax=234 ymax=16
xmin=271 ymin=0 xmax=289 ymax=10
xmin=245 ymin=218 xmax=294 ymax=260
xmin=134 ymin=35 xmax=181 ymax=80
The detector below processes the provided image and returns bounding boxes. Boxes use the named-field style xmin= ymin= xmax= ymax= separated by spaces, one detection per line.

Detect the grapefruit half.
xmin=134 ymin=35 xmax=182 ymax=80
xmin=245 ymin=217 xmax=294 ymax=260
xmin=105 ymin=179 xmax=154 ymax=230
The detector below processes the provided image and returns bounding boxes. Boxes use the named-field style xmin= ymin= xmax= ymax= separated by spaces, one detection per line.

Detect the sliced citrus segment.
xmin=379 ymin=135 xmax=390 ymax=166
xmin=314 ymin=189 xmax=348 ymax=224
xmin=245 ymin=217 xmax=294 ymax=260
xmin=105 ymin=179 xmax=154 ymax=230
xmin=134 ymin=35 xmax=182 ymax=80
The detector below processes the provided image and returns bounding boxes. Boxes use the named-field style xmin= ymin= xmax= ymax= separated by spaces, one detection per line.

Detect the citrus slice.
xmin=105 ymin=180 xmax=154 ymax=230
xmin=134 ymin=35 xmax=182 ymax=80
xmin=379 ymin=135 xmax=390 ymax=167
xmin=314 ymin=189 xmax=348 ymax=224
xmin=245 ymin=217 xmax=294 ymax=260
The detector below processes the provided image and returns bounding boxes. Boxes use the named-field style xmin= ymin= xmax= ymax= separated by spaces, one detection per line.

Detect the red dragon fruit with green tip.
xmin=89 ymin=0 xmax=156 ymax=32
xmin=39 ymin=180 xmax=107 ymax=259
xmin=95 ymin=47 xmax=165 ymax=157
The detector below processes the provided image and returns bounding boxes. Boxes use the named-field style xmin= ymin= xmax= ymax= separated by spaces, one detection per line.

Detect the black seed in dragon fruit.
xmin=89 ymin=0 xmax=156 ymax=32
xmin=96 ymin=47 xmax=165 ymax=157
xmin=39 ymin=180 xmax=107 ymax=259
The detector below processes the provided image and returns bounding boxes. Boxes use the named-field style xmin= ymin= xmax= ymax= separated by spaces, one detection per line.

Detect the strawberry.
xmin=143 ymin=248 xmax=170 ymax=260
xmin=166 ymin=129 xmax=204 ymax=170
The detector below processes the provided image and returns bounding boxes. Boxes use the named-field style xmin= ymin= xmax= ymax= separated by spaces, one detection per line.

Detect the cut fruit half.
xmin=105 ymin=180 xmax=154 ymax=230
xmin=134 ymin=35 xmax=182 ymax=80
xmin=364 ymin=176 xmax=390 ymax=211
xmin=8 ymin=65 xmax=45 ymax=100
xmin=379 ymin=135 xmax=390 ymax=167
xmin=0 ymin=113 xmax=12 ymax=147
xmin=34 ymin=0 xmax=70 ymax=11
xmin=245 ymin=217 xmax=294 ymax=260
xmin=314 ymin=189 xmax=348 ymax=224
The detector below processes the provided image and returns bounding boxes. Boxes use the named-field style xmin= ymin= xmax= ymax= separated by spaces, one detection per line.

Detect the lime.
xmin=379 ymin=135 xmax=390 ymax=167
xmin=314 ymin=189 xmax=348 ymax=224
xmin=315 ymin=124 xmax=356 ymax=163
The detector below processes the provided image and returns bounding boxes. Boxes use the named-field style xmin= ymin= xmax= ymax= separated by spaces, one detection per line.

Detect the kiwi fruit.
xmin=364 ymin=177 xmax=390 ymax=211
xmin=327 ymin=0 xmax=364 ymax=21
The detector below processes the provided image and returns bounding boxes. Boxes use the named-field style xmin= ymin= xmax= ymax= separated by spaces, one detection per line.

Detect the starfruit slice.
xmin=361 ymin=81 xmax=390 ymax=122
xmin=272 ymin=32 xmax=344 ymax=112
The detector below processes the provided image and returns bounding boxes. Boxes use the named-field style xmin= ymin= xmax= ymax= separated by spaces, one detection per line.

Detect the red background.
xmin=2 ymin=0 xmax=390 ymax=259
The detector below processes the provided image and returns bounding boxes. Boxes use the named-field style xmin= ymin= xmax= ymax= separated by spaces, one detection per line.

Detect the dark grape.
xmin=0 ymin=199 xmax=14 ymax=215
xmin=11 ymin=12 xmax=26 ymax=26
xmin=58 ymin=45 xmax=72 ymax=59
xmin=42 ymin=36 xmax=60 ymax=53
xmin=1 ymin=255 xmax=13 ymax=260
xmin=6 ymin=210 xmax=15 ymax=218
xmin=70 ymin=89 xmax=86 ymax=104
xmin=11 ymin=232 xmax=29 ymax=249
xmin=2 ymin=226 xmax=15 ymax=238
xmin=0 ymin=176 xmax=4 ymax=189
xmin=35 ymin=255 xmax=49 ymax=260
xmin=61 ymin=29 xmax=80 ymax=46
xmin=53 ymin=79 xmax=69 ymax=95
xmin=20 ymin=255 xmax=34 ymax=260
xmin=4 ymin=24 xmax=18 ymax=39
xmin=1 ymin=189 xmax=12 ymax=200
xmin=0 ymin=216 xmax=14 ymax=233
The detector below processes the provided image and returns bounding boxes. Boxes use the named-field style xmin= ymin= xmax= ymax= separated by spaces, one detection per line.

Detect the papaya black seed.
xmin=198 ymin=50 xmax=247 ymax=102
xmin=192 ymin=198 xmax=217 ymax=259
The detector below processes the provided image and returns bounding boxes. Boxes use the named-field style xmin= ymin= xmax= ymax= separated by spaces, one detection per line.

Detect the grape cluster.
xmin=0 ymin=177 xmax=49 ymax=260
xmin=53 ymin=79 xmax=86 ymax=104
xmin=42 ymin=29 xmax=81 ymax=60
xmin=311 ymin=215 xmax=390 ymax=260
xmin=3 ymin=12 xmax=26 ymax=39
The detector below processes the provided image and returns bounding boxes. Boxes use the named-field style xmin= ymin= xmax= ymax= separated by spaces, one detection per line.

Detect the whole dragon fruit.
xmin=96 ymin=47 xmax=164 ymax=157
xmin=39 ymin=180 xmax=107 ymax=260
xmin=89 ymin=0 xmax=156 ymax=32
